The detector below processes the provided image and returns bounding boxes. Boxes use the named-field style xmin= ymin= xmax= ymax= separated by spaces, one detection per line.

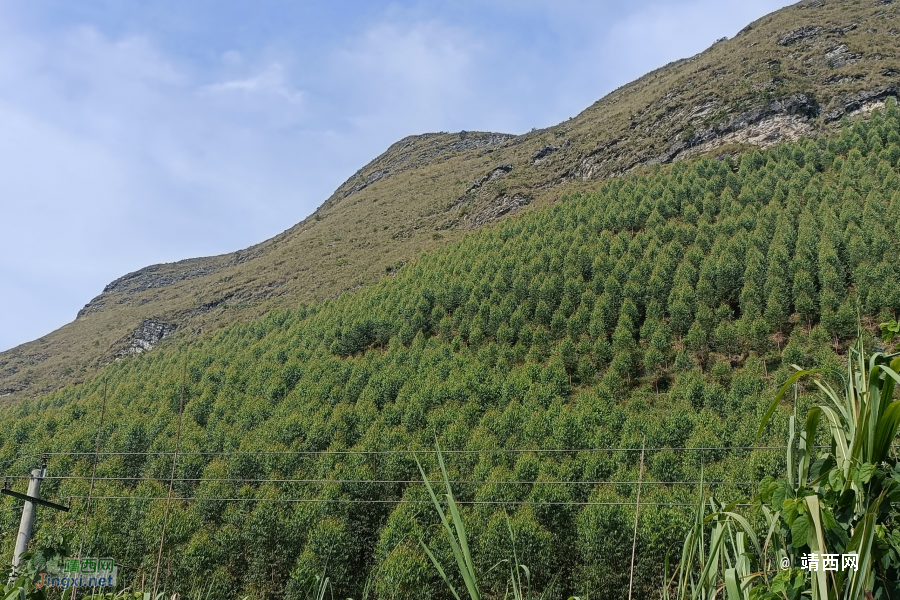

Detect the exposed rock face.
xmin=343 ymin=169 xmax=390 ymax=198
xmin=678 ymin=115 xmax=817 ymax=161
xmin=472 ymin=194 xmax=531 ymax=228
xmin=465 ymin=164 xmax=513 ymax=193
xmin=646 ymin=93 xmax=821 ymax=165
xmin=446 ymin=132 xmax=513 ymax=153
xmin=823 ymin=84 xmax=899 ymax=121
xmin=779 ymin=25 xmax=823 ymax=45
xmin=104 ymin=263 xmax=216 ymax=295
xmin=829 ymin=24 xmax=858 ymax=35
xmin=76 ymin=248 xmax=269 ymax=319
xmin=825 ymin=44 xmax=860 ymax=68
xmin=115 ymin=319 xmax=176 ymax=357
xmin=531 ymin=145 xmax=558 ymax=164
xmin=78 ymin=261 xmax=218 ymax=317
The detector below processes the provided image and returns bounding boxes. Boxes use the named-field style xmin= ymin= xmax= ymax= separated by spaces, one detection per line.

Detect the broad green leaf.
xmin=790 ymin=514 xmax=809 ymax=549
xmin=857 ymin=462 xmax=876 ymax=485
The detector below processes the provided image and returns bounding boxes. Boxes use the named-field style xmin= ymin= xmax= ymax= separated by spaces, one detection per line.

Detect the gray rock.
xmin=464 ymin=164 xmax=513 ymax=194
xmin=649 ymin=93 xmax=820 ymax=164
xmin=829 ymin=24 xmax=858 ymax=35
xmin=343 ymin=169 xmax=390 ymax=198
xmin=472 ymin=194 xmax=531 ymax=227
xmin=531 ymin=144 xmax=558 ymax=163
xmin=115 ymin=318 xmax=176 ymax=356
xmin=778 ymin=26 xmax=823 ymax=45
xmin=823 ymin=83 xmax=899 ymax=122
xmin=825 ymin=44 xmax=860 ymax=68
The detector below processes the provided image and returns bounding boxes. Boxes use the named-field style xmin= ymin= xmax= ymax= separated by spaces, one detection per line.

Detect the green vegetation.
xmin=669 ymin=338 xmax=900 ymax=599
xmin=1 ymin=103 xmax=900 ymax=598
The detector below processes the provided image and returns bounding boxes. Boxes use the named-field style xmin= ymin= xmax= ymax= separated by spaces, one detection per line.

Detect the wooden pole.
xmin=72 ymin=380 xmax=107 ymax=600
xmin=627 ymin=437 xmax=646 ymax=600
xmin=152 ymin=364 xmax=186 ymax=598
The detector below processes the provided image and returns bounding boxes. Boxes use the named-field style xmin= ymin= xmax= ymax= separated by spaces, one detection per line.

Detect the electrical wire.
xmin=0 ymin=446 xmax=776 ymax=511
xmin=37 ymin=445 xmax=789 ymax=457
xmin=0 ymin=474 xmax=759 ymax=485
xmin=60 ymin=495 xmax=753 ymax=507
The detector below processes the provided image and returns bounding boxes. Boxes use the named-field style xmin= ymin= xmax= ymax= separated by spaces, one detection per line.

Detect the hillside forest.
xmin=2 ymin=101 xmax=900 ymax=599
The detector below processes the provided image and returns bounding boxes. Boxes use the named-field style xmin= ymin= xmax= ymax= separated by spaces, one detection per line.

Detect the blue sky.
xmin=0 ymin=0 xmax=794 ymax=352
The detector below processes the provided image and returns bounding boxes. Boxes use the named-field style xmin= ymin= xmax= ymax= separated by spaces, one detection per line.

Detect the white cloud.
xmin=331 ymin=20 xmax=486 ymax=132
xmin=201 ymin=63 xmax=305 ymax=104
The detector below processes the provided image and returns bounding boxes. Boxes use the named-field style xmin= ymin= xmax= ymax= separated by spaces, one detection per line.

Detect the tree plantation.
xmin=2 ymin=102 xmax=900 ymax=599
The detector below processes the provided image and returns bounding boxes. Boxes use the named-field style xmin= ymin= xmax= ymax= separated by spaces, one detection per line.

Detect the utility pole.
xmin=627 ymin=437 xmax=646 ymax=600
xmin=11 ymin=464 xmax=44 ymax=577
xmin=152 ymin=362 xmax=187 ymax=599
xmin=3 ymin=459 xmax=69 ymax=583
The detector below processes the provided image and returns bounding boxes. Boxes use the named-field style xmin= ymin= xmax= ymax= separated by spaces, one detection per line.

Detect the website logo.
xmin=36 ymin=557 xmax=117 ymax=589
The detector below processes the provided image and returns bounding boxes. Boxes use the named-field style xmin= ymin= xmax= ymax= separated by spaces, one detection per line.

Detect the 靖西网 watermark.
xmin=779 ymin=553 xmax=858 ymax=572
xmin=36 ymin=557 xmax=117 ymax=589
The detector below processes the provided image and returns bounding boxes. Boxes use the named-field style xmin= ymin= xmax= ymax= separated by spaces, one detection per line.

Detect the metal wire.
xmin=0 ymin=474 xmax=759 ymax=485
xmin=61 ymin=495 xmax=753 ymax=507
xmin=38 ymin=445 xmax=789 ymax=457
xmin=0 ymin=446 xmax=776 ymax=511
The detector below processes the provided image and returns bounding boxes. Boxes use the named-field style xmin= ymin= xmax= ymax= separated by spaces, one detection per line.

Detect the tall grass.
xmin=668 ymin=337 xmax=900 ymax=599
xmin=416 ymin=441 xmax=578 ymax=600
xmin=416 ymin=442 xmax=481 ymax=600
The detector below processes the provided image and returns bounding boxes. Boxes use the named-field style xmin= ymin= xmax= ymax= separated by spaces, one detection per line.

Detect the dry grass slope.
xmin=2 ymin=0 xmax=899 ymax=401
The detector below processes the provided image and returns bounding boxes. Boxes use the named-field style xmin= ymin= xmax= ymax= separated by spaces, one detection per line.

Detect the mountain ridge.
xmin=3 ymin=0 xmax=900 ymax=401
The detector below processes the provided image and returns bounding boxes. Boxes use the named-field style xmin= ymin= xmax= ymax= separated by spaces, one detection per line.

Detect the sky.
xmin=0 ymin=0 xmax=795 ymax=352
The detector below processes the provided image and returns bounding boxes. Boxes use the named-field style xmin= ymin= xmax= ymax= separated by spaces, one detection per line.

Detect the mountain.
xmin=2 ymin=0 xmax=899 ymax=401
xmin=2 ymin=1 xmax=900 ymax=596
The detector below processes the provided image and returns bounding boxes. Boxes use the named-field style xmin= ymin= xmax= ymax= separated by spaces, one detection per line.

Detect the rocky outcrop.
xmin=824 ymin=44 xmax=860 ymax=68
xmin=343 ymin=169 xmax=390 ymax=198
xmin=465 ymin=164 xmax=513 ymax=194
xmin=822 ymin=84 xmax=899 ymax=122
xmin=645 ymin=93 xmax=820 ymax=165
xmin=103 ymin=263 xmax=216 ymax=295
xmin=675 ymin=115 xmax=816 ymax=161
xmin=471 ymin=194 xmax=531 ymax=228
xmin=114 ymin=318 xmax=176 ymax=357
xmin=779 ymin=26 xmax=823 ymax=45
xmin=330 ymin=131 xmax=515 ymax=207
xmin=531 ymin=145 xmax=557 ymax=164
xmin=76 ymin=250 xmax=266 ymax=318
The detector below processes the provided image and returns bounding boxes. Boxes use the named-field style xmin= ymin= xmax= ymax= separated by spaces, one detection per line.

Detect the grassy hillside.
xmin=3 ymin=0 xmax=900 ymax=401
xmin=2 ymin=104 xmax=899 ymax=598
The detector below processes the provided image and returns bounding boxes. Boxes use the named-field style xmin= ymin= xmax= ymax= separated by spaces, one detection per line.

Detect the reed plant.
xmin=669 ymin=337 xmax=900 ymax=599
xmin=416 ymin=441 xmax=577 ymax=600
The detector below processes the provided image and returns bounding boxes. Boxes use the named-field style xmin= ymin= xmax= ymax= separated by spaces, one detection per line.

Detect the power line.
xmin=0 ymin=474 xmax=759 ymax=486
xmin=61 ymin=495 xmax=753 ymax=507
xmin=38 ymin=445 xmax=789 ymax=457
